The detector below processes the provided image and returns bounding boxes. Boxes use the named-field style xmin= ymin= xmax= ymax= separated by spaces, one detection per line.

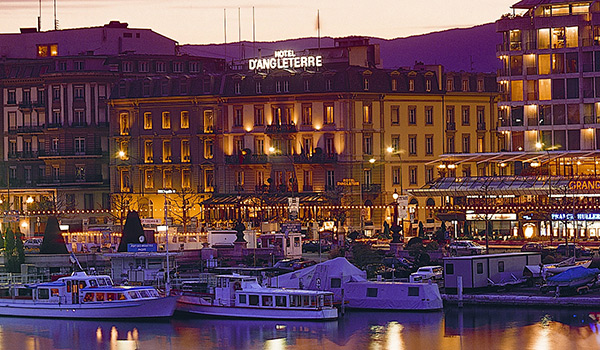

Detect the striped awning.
xmin=201 ymin=193 xmax=337 ymax=206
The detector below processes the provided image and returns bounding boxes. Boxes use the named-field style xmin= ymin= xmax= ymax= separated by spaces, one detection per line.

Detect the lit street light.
xmin=158 ymin=188 xmax=175 ymax=295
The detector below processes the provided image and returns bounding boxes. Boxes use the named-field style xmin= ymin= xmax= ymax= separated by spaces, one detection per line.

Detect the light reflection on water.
xmin=0 ymin=307 xmax=599 ymax=350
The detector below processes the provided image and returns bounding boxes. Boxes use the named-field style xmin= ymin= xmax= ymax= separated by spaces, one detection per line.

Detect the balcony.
xmin=265 ymin=123 xmax=297 ymax=134
xmin=71 ymin=121 xmax=88 ymax=127
xmin=47 ymin=123 xmax=62 ymax=129
xmin=33 ymin=101 xmax=46 ymax=109
xmin=225 ymin=154 xmax=268 ymax=164
xmin=8 ymin=125 xmax=45 ymax=134
xmin=446 ymin=122 xmax=456 ymax=131
xmin=8 ymin=151 xmax=41 ymax=159
xmin=18 ymin=101 xmax=32 ymax=110
xmin=38 ymin=149 xmax=104 ymax=158
xmin=293 ymin=153 xmax=338 ymax=164
xmin=37 ymin=174 xmax=105 ymax=186
xmin=362 ymin=184 xmax=381 ymax=193
xmin=477 ymin=122 xmax=486 ymax=131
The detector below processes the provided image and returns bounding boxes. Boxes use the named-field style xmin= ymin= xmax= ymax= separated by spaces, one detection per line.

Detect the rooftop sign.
xmin=249 ymin=50 xmax=323 ymax=70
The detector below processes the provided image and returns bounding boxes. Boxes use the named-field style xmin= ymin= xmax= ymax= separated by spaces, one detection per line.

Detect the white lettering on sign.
xmin=249 ymin=50 xmax=323 ymax=71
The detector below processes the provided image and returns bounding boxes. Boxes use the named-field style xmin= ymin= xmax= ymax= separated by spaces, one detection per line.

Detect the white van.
xmin=409 ymin=265 xmax=443 ymax=283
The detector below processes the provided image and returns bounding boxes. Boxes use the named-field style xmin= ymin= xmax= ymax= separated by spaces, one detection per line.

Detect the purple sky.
xmin=0 ymin=0 xmax=516 ymax=44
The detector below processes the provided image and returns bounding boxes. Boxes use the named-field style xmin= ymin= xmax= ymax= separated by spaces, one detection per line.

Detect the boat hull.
xmin=176 ymin=299 xmax=338 ymax=320
xmin=0 ymin=296 xmax=177 ymax=319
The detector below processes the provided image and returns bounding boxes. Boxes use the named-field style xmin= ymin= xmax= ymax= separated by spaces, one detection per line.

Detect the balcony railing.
xmin=38 ymin=149 xmax=104 ymax=157
xmin=446 ymin=122 xmax=456 ymax=131
xmin=18 ymin=101 xmax=32 ymax=109
xmin=265 ymin=123 xmax=297 ymax=134
xmin=293 ymin=153 xmax=338 ymax=164
xmin=225 ymin=154 xmax=269 ymax=164
xmin=362 ymin=184 xmax=381 ymax=193
xmin=477 ymin=122 xmax=486 ymax=130
xmin=37 ymin=174 xmax=105 ymax=186
xmin=8 ymin=125 xmax=45 ymax=134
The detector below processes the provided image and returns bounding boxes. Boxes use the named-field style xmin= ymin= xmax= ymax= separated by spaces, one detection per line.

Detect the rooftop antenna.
xmin=54 ymin=0 xmax=58 ymax=30
xmin=224 ymin=9 xmax=227 ymax=65
xmin=317 ymin=10 xmax=321 ymax=50
xmin=238 ymin=7 xmax=243 ymax=60
xmin=38 ymin=0 xmax=41 ymax=31
xmin=252 ymin=7 xmax=256 ymax=58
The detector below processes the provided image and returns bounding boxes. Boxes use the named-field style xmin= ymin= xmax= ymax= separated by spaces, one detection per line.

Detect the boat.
xmin=270 ymin=257 xmax=443 ymax=311
xmin=0 ymin=271 xmax=176 ymax=319
xmin=543 ymin=257 xmax=592 ymax=275
xmin=546 ymin=266 xmax=600 ymax=289
xmin=173 ymin=274 xmax=338 ymax=320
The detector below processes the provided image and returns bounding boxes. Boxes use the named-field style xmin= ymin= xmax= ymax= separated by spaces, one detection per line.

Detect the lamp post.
xmin=535 ymin=142 xmax=555 ymax=245
xmin=158 ymin=188 xmax=175 ymax=295
xmin=390 ymin=189 xmax=402 ymax=243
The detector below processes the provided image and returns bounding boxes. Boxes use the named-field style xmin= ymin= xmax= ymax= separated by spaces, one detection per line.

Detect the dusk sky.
xmin=1 ymin=0 xmax=516 ymax=44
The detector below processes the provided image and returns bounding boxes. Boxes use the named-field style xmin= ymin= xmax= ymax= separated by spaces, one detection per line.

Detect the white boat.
xmin=174 ymin=275 xmax=338 ymax=320
xmin=544 ymin=257 xmax=592 ymax=275
xmin=271 ymin=257 xmax=444 ymax=311
xmin=0 ymin=271 xmax=176 ymax=319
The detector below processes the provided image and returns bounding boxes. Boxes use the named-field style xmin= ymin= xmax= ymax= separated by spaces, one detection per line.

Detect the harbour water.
xmin=3 ymin=306 xmax=600 ymax=350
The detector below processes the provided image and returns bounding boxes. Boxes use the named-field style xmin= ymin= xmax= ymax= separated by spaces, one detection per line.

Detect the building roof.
xmin=512 ymin=0 xmax=589 ymax=9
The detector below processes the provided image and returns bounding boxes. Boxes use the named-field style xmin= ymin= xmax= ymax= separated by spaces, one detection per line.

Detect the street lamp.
xmin=158 ymin=188 xmax=175 ymax=295
xmin=390 ymin=189 xmax=402 ymax=243
xmin=536 ymin=142 xmax=554 ymax=245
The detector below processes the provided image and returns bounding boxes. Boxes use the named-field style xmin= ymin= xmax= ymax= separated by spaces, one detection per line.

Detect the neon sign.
xmin=568 ymin=179 xmax=600 ymax=191
xmin=249 ymin=50 xmax=323 ymax=70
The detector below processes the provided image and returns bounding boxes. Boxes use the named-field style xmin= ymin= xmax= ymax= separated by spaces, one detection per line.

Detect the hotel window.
xmin=122 ymin=61 xmax=133 ymax=72
xmin=446 ymin=106 xmax=455 ymax=125
xmin=24 ymin=167 xmax=31 ymax=183
xmin=144 ymin=112 xmax=153 ymax=129
xmin=408 ymin=135 xmax=417 ymax=155
xmin=204 ymin=139 xmax=213 ymax=159
xmin=76 ymin=166 xmax=85 ymax=182
xmin=163 ymin=140 xmax=172 ymax=163
xmin=205 ymin=169 xmax=214 ymax=192
xmin=391 ymin=79 xmax=398 ymax=91
xmin=303 ymin=170 xmax=313 ymax=190
xmin=144 ymin=140 xmax=153 ymax=163
xmin=325 ymin=137 xmax=335 ymax=154
xmin=327 ymin=170 xmax=335 ymax=189
xmin=138 ymin=61 xmax=149 ymax=72
xmin=446 ymin=79 xmax=453 ymax=92
xmin=425 ymin=166 xmax=434 ymax=183
xmin=254 ymin=105 xmax=264 ymax=126
xmin=363 ymin=104 xmax=372 ymax=124
xmin=425 ymin=106 xmax=433 ymax=125
xmin=182 ymin=169 xmax=191 ymax=188
xmin=392 ymin=167 xmax=400 ymax=185
xmin=189 ymin=62 xmax=199 ymax=73
xmin=511 ymin=80 xmax=523 ymax=101
xmin=74 ymin=110 xmax=85 ymax=126
xmin=162 ymin=112 xmax=171 ymax=129
xmin=234 ymin=82 xmax=241 ymax=95
xmin=477 ymin=136 xmax=485 ymax=153
xmin=156 ymin=61 xmax=166 ymax=73
xmin=160 ymin=81 xmax=168 ymax=95
xmin=181 ymin=111 xmax=189 ymax=129
xmin=7 ymin=90 xmax=16 ymax=104
xmin=256 ymin=81 xmax=262 ymax=94
xmin=462 ymin=165 xmax=471 ymax=178
xmin=364 ymin=169 xmax=372 ymax=186
xmin=52 ymin=87 xmax=60 ymax=101
xmin=409 ymin=166 xmax=417 ymax=185
xmin=447 ymin=136 xmax=455 ymax=153
xmin=302 ymin=104 xmax=312 ymax=125
xmin=234 ymin=137 xmax=244 ymax=154
xmin=173 ymin=62 xmax=183 ymax=73
xmin=234 ymin=107 xmax=243 ymax=127
xmin=324 ymin=104 xmax=334 ymax=124
xmin=120 ymin=113 xmax=130 ymax=135
xmin=391 ymin=135 xmax=400 ymax=152
xmin=462 ymin=134 xmax=470 ymax=153
xmin=425 ymin=135 xmax=433 ymax=155
xmin=391 ymin=106 xmax=400 ymax=125
xmin=461 ymin=106 xmax=470 ymax=125
xmin=182 ymin=140 xmax=190 ymax=162
xmin=408 ymin=106 xmax=417 ymax=125
xmin=256 ymin=171 xmax=265 ymax=188
xmin=409 ymin=79 xmax=414 ymax=91
xmin=426 ymin=79 xmax=432 ymax=92
xmin=145 ymin=170 xmax=154 ymax=189
xmin=325 ymin=79 xmax=332 ymax=91
xmin=276 ymin=81 xmax=282 ymax=93
xmin=539 ymin=79 xmax=551 ymax=100
xmin=566 ymin=27 xmax=578 ymax=48
xmin=74 ymin=61 xmax=84 ymax=70
xmin=37 ymin=44 xmax=58 ymax=57
xmin=477 ymin=79 xmax=484 ymax=92
xmin=462 ymin=79 xmax=469 ymax=91
xmin=74 ymin=85 xmax=84 ymax=100
xmin=283 ymin=80 xmax=289 ymax=92
xmin=120 ymin=169 xmax=130 ymax=192
xmin=363 ymin=78 xmax=369 ymax=91
xmin=552 ymin=27 xmax=566 ymax=48
xmin=52 ymin=138 xmax=59 ymax=152
xmin=255 ymin=138 xmax=265 ymax=155
xmin=163 ymin=170 xmax=172 ymax=188
xmin=303 ymin=137 xmax=313 ymax=155
xmin=304 ymin=80 xmax=310 ymax=92
xmin=363 ymin=135 xmax=373 ymax=155
xmin=74 ymin=137 xmax=85 ymax=155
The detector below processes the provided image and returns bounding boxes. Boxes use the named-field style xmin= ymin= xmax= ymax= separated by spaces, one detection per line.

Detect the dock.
xmin=442 ymin=293 xmax=600 ymax=307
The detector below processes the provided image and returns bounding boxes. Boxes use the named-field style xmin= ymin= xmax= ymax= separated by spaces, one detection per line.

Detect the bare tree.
xmin=107 ymin=192 xmax=136 ymax=233
xmin=168 ymin=188 xmax=203 ymax=234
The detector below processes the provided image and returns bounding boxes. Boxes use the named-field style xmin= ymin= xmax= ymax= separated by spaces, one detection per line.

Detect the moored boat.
xmin=0 ymin=271 xmax=176 ymax=319
xmin=173 ymin=275 xmax=338 ymax=320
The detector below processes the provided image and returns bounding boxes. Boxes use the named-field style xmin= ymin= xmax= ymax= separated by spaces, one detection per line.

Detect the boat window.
xmin=289 ymin=295 xmax=300 ymax=307
xmin=446 ymin=264 xmax=454 ymax=275
xmin=149 ymin=290 xmax=158 ymax=297
xmin=83 ymin=293 xmax=94 ymax=302
xmin=366 ymin=288 xmax=378 ymax=297
xmin=79 ymin=281 xmax=87 ymax=289
xmin=107 ymin=293 xmax=116 ymax=301
xmin=238 ymin=294 xmax=247 ymax=304
xmin=67 ymin=281 xmax=72 ymax=293
xmin=89 ymin=279 xmax=98 ymax=287
xmin=97 ymin=278 xmax=107 ymax=286
xmin=248 ymin=295 xmax=259 ymax=306
xmin=38 ymin=288 xmax=50 ymax=300
xmin=477 ymin=263 xmax=483 ymax=274
xmin=51 ymin=288 xmax=59 ymax=297
xmin=309 ymin=296 xmax=316 ymax=306
xmin=139 ymin=290 xmax=150 ymax=298
xmin=96 ymin=293 xmax=105 ymax=302
xmin=330 ymin=278 xmax=341 ymax=288
xmin=408 ymin=287 xmax=420 ymax=297
xmin=498 ymin=261 xmax=505 ymax=273
xmin=118 ymin=293 xmax=127 ymax=300
xmin=128 ymin=291 xmax=139 ymax=299
xmin=317 ymin=295 xmax=324 ymax=307
xmin=262 ymin=295 xmax=273 ymax=307
xmin=302 ymin=296 xmax=310 ymax=307
xmin=275 ymin=295 xmax=286 ymax=307
xmin=105 ymin=278 xmax=113 ymax=286
xmin=433 ymin=267 xmax=443 ymax=274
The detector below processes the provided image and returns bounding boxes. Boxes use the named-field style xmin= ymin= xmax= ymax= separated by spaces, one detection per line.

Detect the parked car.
xmin=447 ymin=240 xmax=485 ymax=256
xmin=293 ymin=260 xmax=317 ymax=270
xmin=302 ymin=240 xmax=331 ymax=253
xmin=24 ymin=238 xmax=43 ymax=250
xmin=555 ymin=243 xmax=592 ymax=257
xmin=273 ymin=259 xmax=301 ymax=270
xmin=409 ymin=265 xmax=444 ymax=283
xmin=521 ymin=242 xmax=546 ymax=252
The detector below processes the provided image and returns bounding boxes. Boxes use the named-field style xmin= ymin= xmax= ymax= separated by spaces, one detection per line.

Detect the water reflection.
xmin=0 ymin=307 xmax=597 ymax=349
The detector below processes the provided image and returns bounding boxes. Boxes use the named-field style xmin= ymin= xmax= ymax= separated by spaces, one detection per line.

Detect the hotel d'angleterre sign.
xmin=249 ymin=50 xmax=323 ymax=71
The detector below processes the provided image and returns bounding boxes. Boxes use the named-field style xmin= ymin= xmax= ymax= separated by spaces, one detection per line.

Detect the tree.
xmin=117 ymin=211 xmax=146 ymax=252
xmin=169 ymin=188 xmax=203 ymax=234
xmin=418 ymin=221 xmax=425 ymax=238
xmin=108 ymin=192 xmax=136 ymax=234
xmin=4 ymin=225 xmax=24 ymax=273
xmin=40 ymin=216 xmax=68 ymax=254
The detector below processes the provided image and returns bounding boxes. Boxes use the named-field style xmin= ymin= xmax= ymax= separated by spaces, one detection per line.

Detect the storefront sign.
xmin=466 ymin=213 xmax=517 ymax=221
xmin=249 ymin=50 xmax=323 ymax=70
xmin=127 ymin=243 xmax=158 ymax=252
xmin=552 ymin=213 xmax=600 ymax=221
xmin=568 ymin=179 xmax=600 ymax=191
xmin=337 ymin=178 xmax=360 ymax=186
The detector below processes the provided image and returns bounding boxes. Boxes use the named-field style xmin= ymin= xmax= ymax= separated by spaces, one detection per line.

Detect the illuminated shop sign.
xmin=551 ymin=213 xmax=600 ymax=221
xmin=249 ymin=50 xmax=323 ymax=70
xmin=568 ymin=179 xmax=600 ymax=191
xmin=465 ymin=213 xmax=517 ymax=221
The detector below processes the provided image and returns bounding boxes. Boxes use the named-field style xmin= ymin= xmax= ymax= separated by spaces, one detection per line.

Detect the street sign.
xmin=398 ymin=195 xmax=409 ymax=219
xmin=288 ymin=197 xmax=299 ymax=220
xmin=127 ymin=243 xmax=158 ymax=252
xmin=141 ymin=218 xmax=162 ymax=225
